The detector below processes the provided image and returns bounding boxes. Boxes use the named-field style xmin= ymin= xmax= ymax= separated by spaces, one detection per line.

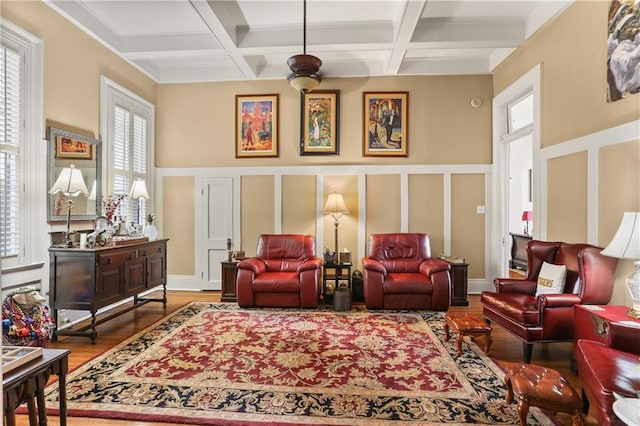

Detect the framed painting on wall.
xmin=363 ymin=91 xmax=408 ymax=157
xmin=236 ymin=94 xmax=279 ymax=158
xmin=300 ymin=90 xmax=340 ymax=155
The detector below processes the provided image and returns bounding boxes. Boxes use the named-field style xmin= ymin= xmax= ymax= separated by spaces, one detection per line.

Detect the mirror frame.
xmin=47 ymin=126 xmax=102 ymax=222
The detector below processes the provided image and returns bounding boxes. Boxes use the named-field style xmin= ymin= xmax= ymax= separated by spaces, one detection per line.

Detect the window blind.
xmin=0 ymin=44 xmax=21 ymax=258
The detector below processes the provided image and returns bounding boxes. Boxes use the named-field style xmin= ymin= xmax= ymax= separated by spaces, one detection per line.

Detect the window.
xmin=0 ymin=43 xmax=21 ymax=260
xmin=1 ymin=20 xmax=42 ymax=269
xmin=507 ymin=93 xmax=534 ymax=134
xmin=101 ymin=77 xmax=154 ymax=227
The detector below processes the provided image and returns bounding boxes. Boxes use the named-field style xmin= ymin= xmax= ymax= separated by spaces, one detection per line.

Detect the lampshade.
xmin=88 ymin=180 xmax=97 ymax=201
xmin=48 ymin=164 xmax=89 ymax=196
xmin=323 ymin=192 xmax=349 ymax=219
xmin=521 ymin=210 xmax=533 ymax=221
xmin=601 ymin=212 xmax=640 ymax=260
xmin=129 ymin=179 xmax=150 ymax=200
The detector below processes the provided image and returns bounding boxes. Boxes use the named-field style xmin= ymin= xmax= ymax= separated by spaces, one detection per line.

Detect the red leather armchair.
xmin=236 ymin=234 xmax=322 ymax=308
xmin=575 ymin=322 xmax=640 ymax=425
xmin=481 ymin=241 xmax=618 ymax=363
xmin=362 ymin=233 xmax=451 ymax=310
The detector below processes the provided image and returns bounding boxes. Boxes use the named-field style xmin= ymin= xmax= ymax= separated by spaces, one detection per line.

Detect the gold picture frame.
xmin=235 ymin=94 xmax=279 ymax=158
xmin=300 ymin=90 xmax=339 ymax=155
xmin=363 ymin=91 xmax=408 ymax=157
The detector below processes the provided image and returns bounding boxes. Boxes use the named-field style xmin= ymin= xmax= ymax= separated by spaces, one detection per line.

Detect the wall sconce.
xmin=323 ymin=192 xmax=349 ymax=258
xmin=48 ymin=164 xmax=89 ymax=247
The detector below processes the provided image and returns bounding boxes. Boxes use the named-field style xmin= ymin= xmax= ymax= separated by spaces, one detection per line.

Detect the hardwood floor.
xmin=12 ymin=291 xmax=598 ymax=425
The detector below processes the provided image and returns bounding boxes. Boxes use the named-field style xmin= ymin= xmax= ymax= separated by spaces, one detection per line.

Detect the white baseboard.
xmin=167 ymin=275 xmax=206 ymax=291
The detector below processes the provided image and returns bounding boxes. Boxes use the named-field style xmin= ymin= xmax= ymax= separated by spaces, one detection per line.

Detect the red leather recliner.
xmin=362 ymin=233 xmax=451 ymax=310
xmin=481 ymin=240 xmax=618 ymax=363
xmin=575 ymin=322 xmax=640 ymax=426
xmin=236 ymin=234 xmax=322 ymax=308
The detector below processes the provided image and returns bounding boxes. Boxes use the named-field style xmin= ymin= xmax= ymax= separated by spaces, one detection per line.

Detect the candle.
xmin=79 ymin=233 xmax=87 ymax=248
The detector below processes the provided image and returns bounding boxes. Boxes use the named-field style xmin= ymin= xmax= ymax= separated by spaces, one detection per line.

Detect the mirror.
xmin=47 ymin=127 xmax=102 ymax=222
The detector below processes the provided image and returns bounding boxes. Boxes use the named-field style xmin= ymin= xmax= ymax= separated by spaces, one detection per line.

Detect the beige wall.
xmin=408 ymin=174 xmax=445 ymax=256
xmin=156 ymin=75 xmax=492 ymax=168
xmin=163 ymin=177 xmax=195 ymax=275
xmin=241 ymin=176 xmax=275 ymax=256
xmin=451 ymin=174 xmax=485 ymax=278
xmin=494 ymin=0 xmax=640 ymax=304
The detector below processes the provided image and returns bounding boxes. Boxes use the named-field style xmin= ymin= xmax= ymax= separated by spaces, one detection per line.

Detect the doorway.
xmin=491 ymin=65 xmax=541 ymax=280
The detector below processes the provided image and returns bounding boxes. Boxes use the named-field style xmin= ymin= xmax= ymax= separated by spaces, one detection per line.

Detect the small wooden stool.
xmin=444 ymin=313 xmax=492 ymax=357
xmin=502 ymin=362 xmax=584 ymax=426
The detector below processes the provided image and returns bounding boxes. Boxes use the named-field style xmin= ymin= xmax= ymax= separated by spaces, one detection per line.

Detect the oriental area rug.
xmin=42 ymin=303 xmax=554 ymax=425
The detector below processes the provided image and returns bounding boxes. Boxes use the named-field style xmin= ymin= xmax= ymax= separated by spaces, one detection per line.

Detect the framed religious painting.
xmin=300 ymin=90 xmax=340 ymax=155
xmin=235 ymin=94 xmax=279 ymax=158
xmin=363 ymin=91 xmax=408 ymax=157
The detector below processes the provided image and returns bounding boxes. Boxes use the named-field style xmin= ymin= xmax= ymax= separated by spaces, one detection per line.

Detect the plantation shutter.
xmin=0 ymin=44 xmax=21 ymax=259
xmin=112 ymin=104 xmax=148 ymax=224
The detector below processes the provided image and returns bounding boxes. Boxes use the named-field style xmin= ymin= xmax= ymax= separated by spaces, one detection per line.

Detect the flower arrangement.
xmin=146 ymin=213 xmax=156 ymax=225
xmin=102 ymin=194 xmax=126 ymax=224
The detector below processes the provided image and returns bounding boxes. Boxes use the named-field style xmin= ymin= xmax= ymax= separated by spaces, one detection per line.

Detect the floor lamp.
xmin=129 ymin=178 xmax=150 ymax=226
xmin=48 ymin=164 xmax=89 ymax=247
xmin=323 ymin=192 xmax=349 ymax=259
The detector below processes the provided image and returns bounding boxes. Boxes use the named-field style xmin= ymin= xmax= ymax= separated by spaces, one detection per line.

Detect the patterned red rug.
xmin=43 ymin=303 xmax=553 ymax=425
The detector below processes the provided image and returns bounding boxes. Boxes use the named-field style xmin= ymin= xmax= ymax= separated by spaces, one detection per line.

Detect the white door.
xmin=200 ymin=177 xmax=234 ymax=290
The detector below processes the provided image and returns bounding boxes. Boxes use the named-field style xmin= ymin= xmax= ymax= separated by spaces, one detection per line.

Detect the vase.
xmin=144 ymin=224 xmax=158 ymax=241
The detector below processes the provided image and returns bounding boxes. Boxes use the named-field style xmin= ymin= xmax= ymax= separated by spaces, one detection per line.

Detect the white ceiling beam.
xmin=399 ymin=57 xmax=490 ymax=75
xmin=119 ymin=33 xmax=222 ymax=54
xmin=386 ymin=0 xmax=427 ymax=75
xmin=412 ymin=18 xmax=524 ymax=45
xmin=189 ymin=0 xmax=257 ymax=79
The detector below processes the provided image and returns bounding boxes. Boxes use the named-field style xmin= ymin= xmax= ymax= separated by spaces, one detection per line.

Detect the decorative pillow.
xmin=536 ymin=262 xmax=567 ymax=296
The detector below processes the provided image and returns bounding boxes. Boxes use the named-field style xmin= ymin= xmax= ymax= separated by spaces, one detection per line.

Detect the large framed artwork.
xmin=607 ymin=0 xmax=640 ymax=102
xmin=363 ymin=91 xmax=408 ymax=157
xmin=300 ymin=90 xmax=339 ymax=155
xmin=236 ymin=94 xmax=279 ymax=158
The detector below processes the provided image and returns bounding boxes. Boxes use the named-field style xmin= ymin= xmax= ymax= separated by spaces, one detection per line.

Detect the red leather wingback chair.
xmin=362 ymin=233 xmax=451 ymax=310
xmin=236 ymin=234 xmax=322 ymax=308
xmin=481 ymin=241 xmax=618 ymax=363
xmin=575 ymin=322 xmax=640 ymax=425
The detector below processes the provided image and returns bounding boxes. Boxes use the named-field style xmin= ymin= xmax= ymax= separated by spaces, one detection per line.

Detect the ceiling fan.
xmin=287 ymin=0 xmax=322 ymax=93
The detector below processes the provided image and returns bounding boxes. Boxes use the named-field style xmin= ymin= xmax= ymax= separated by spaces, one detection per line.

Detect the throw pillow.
xmin=535 ymin=262 xmax=567 ymax=296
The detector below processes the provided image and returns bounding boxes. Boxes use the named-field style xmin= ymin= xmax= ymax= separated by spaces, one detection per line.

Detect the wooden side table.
xmin=3 ymin=348 xmax=70 ymax=426
xmin=322 ymin=262 xmax=352 ymax=302
xmin=441 ymin=259 xmax=469 ymax=306
xmin=220 ymin=261 xmax=239 ymax=302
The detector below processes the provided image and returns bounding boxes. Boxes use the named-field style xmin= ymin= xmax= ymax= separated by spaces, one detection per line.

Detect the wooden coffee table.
xmin=444 ymin=312 xmax=492 ymax=357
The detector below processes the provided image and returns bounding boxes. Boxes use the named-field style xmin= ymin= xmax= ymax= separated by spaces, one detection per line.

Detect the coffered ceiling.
xmin=45 ymin=0 xmax=573 ymax=84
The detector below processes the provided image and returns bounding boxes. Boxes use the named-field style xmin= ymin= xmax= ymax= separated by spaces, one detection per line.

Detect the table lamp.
xmin=601 ymin=212 xmax=640 ymax=318
xmin=521 ymin=210 xmax=533 ymax=235
xmin=129 ymin=178 xmax=150 ymax=225
xmin=48 ymin=164 xmax=89 ymax=247
xmin=323 ymin=192 xmax=349 ymax=258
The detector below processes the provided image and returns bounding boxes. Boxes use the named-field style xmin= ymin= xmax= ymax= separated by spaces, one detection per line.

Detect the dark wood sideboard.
xmin=49 ymin=239 xmax=168 ymax=342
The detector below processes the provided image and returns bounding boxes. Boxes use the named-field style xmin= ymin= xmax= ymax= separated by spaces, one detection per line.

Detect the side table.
xmin=322 ymin=262 xmax=352 ymax=302
xmin=441 ymin=258 xmax=469 ymax=306
xmin=220 ymin=261 xmax=239 ymax=302
xmin=3 ymin=348 xmax=70 ymax=426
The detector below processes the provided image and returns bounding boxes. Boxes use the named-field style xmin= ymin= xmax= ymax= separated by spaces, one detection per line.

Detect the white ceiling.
xmin=45 ymin=0 xmax=573 ymax=84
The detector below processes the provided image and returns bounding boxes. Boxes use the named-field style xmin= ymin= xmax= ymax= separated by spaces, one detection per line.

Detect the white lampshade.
xmin=323 ymin=192 xmax=349 ymax=219
xmin=601 ymin=212 xmax=640 ymax=260
xmin=48 ymin=164 xmax=89 ymax=196
xmin=129 ymin=179 xmax=150 ymax=200
xmin=289 ymin=74 xmax=320 ymax=93
xmin=88 ymin=180 xmax=97 ymax=201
